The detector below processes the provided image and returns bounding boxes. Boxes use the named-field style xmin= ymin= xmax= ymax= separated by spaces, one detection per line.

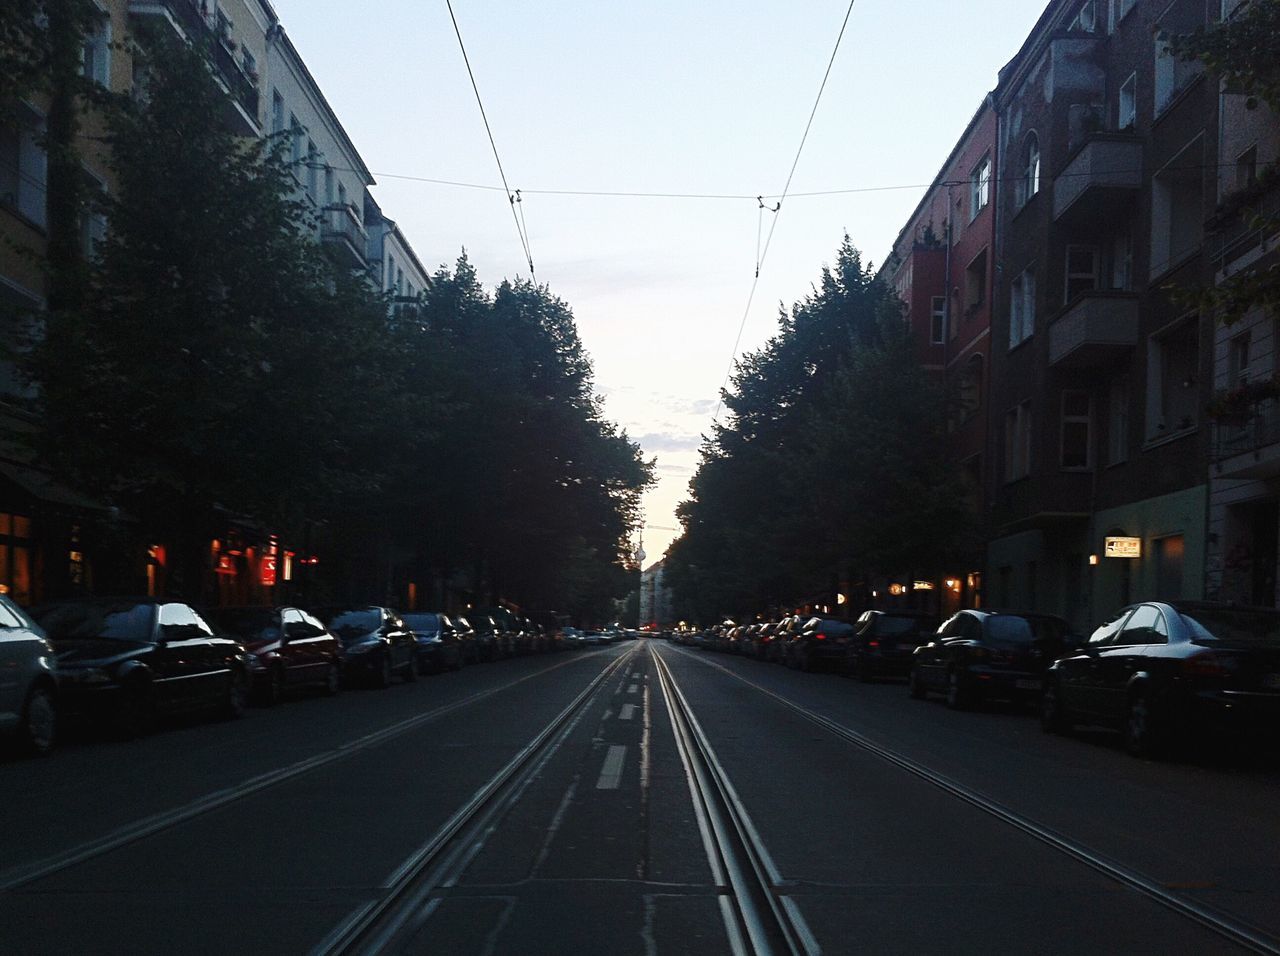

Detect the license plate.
xmin=1015 ymin=679 xmax=1042 ymax=691
xmin=1262 ymin=673 xmax=1280 ymax=691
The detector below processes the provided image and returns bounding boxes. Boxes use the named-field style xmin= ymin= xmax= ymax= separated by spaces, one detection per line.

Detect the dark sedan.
xmin=784 ymin=617 xmax=857 ymax=672
xmin=204 ymin=606 xmax=343 ymax=703
xmin=1041 ymin=602 xmax=1280 ymax=757
xmin=34 ymin=598 xmax=249 ymax=736
xmin=463 ymin=614 xmax=505 ymax=662
xmin=909 ymin=609 xmax=1073 ymax=709
xmin=315 ymin=606 xmax=416 ymax=687
xmin=402 ymin=612 xmax=465 ymax=674
xmin=846 ymin=610 xmax=939 ymax=682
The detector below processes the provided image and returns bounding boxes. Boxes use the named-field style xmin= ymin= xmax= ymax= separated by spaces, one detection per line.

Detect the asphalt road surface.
xmin=2 ymin=639 xmax=1277 ymax=955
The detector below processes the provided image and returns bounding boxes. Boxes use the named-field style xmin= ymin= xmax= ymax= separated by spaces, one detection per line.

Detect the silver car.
xmin=0 ymin=594 xmax=57 ymax=756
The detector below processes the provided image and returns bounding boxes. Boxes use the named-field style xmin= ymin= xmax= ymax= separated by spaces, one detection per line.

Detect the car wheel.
xmin=1040 ymin=680 xmax=1070 ymax=734
xmin=375 ymin=655 xmax=392 ymax=688
xmin=945 ymin=669 xmax=972 ymax=710
xmin=18 ymin=685 xmax=56 ymax=756
xmin=222 ymin=668 xmax=249 ymax=720
xmin=1124 ymin=692 xmax=1165 ymax=758
xmin=322 ymin=662 xmax=342 ymax=696
xmin=908 ymin=666 xmax=927 ymax=699
xmin=116 ymin=683 xmax=157 ymax=739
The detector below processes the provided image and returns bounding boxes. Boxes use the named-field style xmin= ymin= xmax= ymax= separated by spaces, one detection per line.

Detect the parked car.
xmin=770 ymin=616 xmax=807 ymax=663
xmin=0 ymin=594 xmax=58 ymax=756
xmin=34 ymin=598 xmax=249 ymax=736
xmin=749 ymin=622 xmax=781 ymax=660
xmin=464 ymin=615 xmax=506 ymax=661
xmin=451 ymin=615 xmax=481 ymax=664
xmin=783 ymin=616 xmax=856 ymax=672
xmin=846 ymin=610 xmax=939 ymax=682
xmin=909 ymin=609 xmax=1074 ymax=709
xmin=1042 ymin=601 xmax=1280 ymax=757
xmin=204 ymin=606 xmax=343 ymax=703
xmin=561 ymin=626 xmax=586 ymax=649
xmin=315 ymin=605 xmax=416 ymax=687
xmin=401 ymin=612 xmax=465 ymax=674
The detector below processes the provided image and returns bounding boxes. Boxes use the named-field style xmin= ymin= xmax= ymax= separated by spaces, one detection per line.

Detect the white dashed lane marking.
xmin=619 ymin=704 xmax=637 ymax=721
xmin=627 ymin=684 xmax=639 ymax=694
xmin=596 ymin=745 xmax=628 ymax=790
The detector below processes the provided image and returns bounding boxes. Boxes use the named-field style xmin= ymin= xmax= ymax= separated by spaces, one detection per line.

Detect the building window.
xmin=1022 ymin=133 xmax=1040 ymax=207
xmin=324 ymin=165 xmax=335 ymax=205
xmin=386 ymin=255 xmax=396 ymax=291
xmin=1111 ymin=231 xmax=1134 ymax=290
xmin=1147 ymin=319 xmax=1200 ymax=438
xmin=1228 ymin=331 xmax=1250 ymax=386
xmin=1108 ymin=378 xmax=1129 ymax=464
xmin=1155 ymin=11 xmax=1201 ymax=115
xmin=1236 ymin=145 xmax=1258 ymax=192
xmin=82 ymin=10 xmax=111 ymax=87
xmin=80 ymin=169 xmax=107 ymax=259
xmin=306 ymin=141 xmax=318 ymax=201
xmin=970 ymin=156 xmax=991 ymax=220
xmin=958 ymin=355 xmax=983 ymax=424
xmin=964 ymin=248 xmax=988 ymax=317
xmin=0 ymin=514 xmax=34 ymax=606
xmin=1065 ymin=245 xmax=1100 ymax=303
xmin=271 ymin=91 xmax=285 ymax=136
xmin=1151 ymin=142 xmax=1205 ymax=277
xmin=337 ymin=181 xmax=347 ymax=209
xmin=1009 ymin=267 xmax=1036 ymax=348
xmin=0 ymin=114 xmax=48 ymax=229
xmin=289 ymin=115 xmax=303 ymax=166
xmin=240 ymin=48 xmax=257 ymax=84
xmin=1005 ymin=401 xmax=1032 ymax=481
xmin=930 ymin=296 xmax=945 ymax=345
xmin=1061 ymin=391 xmax=1092 ymax=470
xmin=1118 ymin=73 xmax=1136 ymax=130
xmin=1117 ymin=0 xmax=1137 ymax=22
xmin=1068 ymin=1 xmax=1097 ymax=33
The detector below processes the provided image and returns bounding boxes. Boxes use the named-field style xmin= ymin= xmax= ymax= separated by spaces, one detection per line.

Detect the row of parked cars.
xmin=0 ymin=595 xmax=582 ymax=758
xmin=675 ymin=601 xmax=1280 ymax=759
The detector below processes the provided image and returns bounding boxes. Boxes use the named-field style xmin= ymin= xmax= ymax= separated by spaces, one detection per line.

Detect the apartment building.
xmin=1204 ymin=0 xmax=1280 ymax=607
xmin=365 ymin=193 xmax=430 ymax=315
xmin=985 ymin=0 xmax=1219 ymax=630
xmin=882 ymin=98 xmax=999 ymax=613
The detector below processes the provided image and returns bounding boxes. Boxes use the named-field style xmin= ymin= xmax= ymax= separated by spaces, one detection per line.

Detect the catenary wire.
xmin=444 ymin=0 xmax=536 ymax=279
xmin=712 ymin=0 xmax=860 ymax=423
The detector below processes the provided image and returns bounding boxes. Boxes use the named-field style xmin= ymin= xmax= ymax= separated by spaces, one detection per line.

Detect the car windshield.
xmin=33 ymin=601 xmax=155 ymax=642
xmin=878 ymin=616 xmax=935 ymax=636
xmin=317 ymin=608 xmax=381 ymax=639
xmin=403 ymin=613 xmax=441 ymax=633
xmin=1181 ymin=609 xmax=1280 ymax=647
xmin=205 ymin=608 xmax=280 ymax=641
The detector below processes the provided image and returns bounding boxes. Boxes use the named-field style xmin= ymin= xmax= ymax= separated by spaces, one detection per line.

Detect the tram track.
xmin=312 ymin=643 xmax=641 ymax=956
xmin=659 ymin=643 xmax=1280 ymax=956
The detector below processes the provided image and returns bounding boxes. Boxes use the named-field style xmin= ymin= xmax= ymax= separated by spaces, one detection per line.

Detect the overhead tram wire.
xmin=711 ymin=0 xmax=860 ymax=424
xmin=444 ymin=0 xmax=536 ymax=279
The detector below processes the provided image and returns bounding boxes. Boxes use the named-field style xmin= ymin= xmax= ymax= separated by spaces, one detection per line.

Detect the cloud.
xmin=634 ymin=431 xmax=703 ymax=453
xmin=657 ymin=463 xmax=694 ymax=477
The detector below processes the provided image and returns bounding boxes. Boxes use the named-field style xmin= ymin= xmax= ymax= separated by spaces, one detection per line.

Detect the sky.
xmin=269 ymin=0 xmax=1048 ymax=568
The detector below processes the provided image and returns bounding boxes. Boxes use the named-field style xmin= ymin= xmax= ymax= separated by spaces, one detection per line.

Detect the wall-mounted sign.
xmin=913 ymin=581 xmax=935 ymax=591
xmin=1104 ymin=536 xmax=1141 ymax=559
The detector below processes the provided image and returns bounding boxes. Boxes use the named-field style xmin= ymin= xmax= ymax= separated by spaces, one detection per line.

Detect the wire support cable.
xmin=444 ymin=0 xmax=535 ymax=279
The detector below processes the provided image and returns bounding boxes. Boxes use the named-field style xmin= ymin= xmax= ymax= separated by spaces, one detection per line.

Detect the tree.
xmin=26 ymin=27 xmax=408 ymax=596
xmin=1169 ymin=0 xmax=1280 ymax=326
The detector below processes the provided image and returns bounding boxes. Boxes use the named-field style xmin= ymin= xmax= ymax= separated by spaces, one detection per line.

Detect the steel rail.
xmin=0 ymin=649 xmax=612 ymax=894
xmin=651 ymin=646 xmax=814 ymax=956
xmin=313 ymin=643 xmax=640 ymax=956
xmin=663 ymin=644 xmax=1280 ymax=956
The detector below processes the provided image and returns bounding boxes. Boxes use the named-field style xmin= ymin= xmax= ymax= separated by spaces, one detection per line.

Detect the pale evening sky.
xmin=268 ymin=0 xmax=1047 ymax=567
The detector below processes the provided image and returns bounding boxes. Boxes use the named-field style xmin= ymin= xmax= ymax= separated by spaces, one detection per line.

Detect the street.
xmin=3 ymin=639 xmax=1278 ymax=955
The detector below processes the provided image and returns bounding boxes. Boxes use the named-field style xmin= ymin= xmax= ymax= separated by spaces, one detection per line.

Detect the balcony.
xmin=1053 ymin=135 xmax=1142 ymax=227
xmin=1048 ymin=292 xmax=1139 ymax=368
xmin=1213 ymin=399 xmax=1280 ymax=479
xmin=321 ymin=204 xmax=369 ymax=270
xmin=128 ymin=0 xmax=260 ymax=136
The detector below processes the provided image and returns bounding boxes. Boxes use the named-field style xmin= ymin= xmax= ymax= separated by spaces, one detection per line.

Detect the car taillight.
xmin=815 ymin=633 xmax=826 ymax=641
xmin=1184 ymin=652 xmax=1229 ymax=678
xmin=868 ymin=640 xmax=879 ymax=648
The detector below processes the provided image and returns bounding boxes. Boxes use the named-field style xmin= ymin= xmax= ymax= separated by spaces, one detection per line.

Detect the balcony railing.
xmin=1053 ymin=135 xmax=1143 ymax=225
xmin=1048 ymin=291 xmax=1139 ymax=367
xmin=128 ymin=0 xmax=259 ymax=131
xmin=321 ymin=204 xmax=369 ymax=268
xmin=1212 ymin=398 xmax=1280 ymax=478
